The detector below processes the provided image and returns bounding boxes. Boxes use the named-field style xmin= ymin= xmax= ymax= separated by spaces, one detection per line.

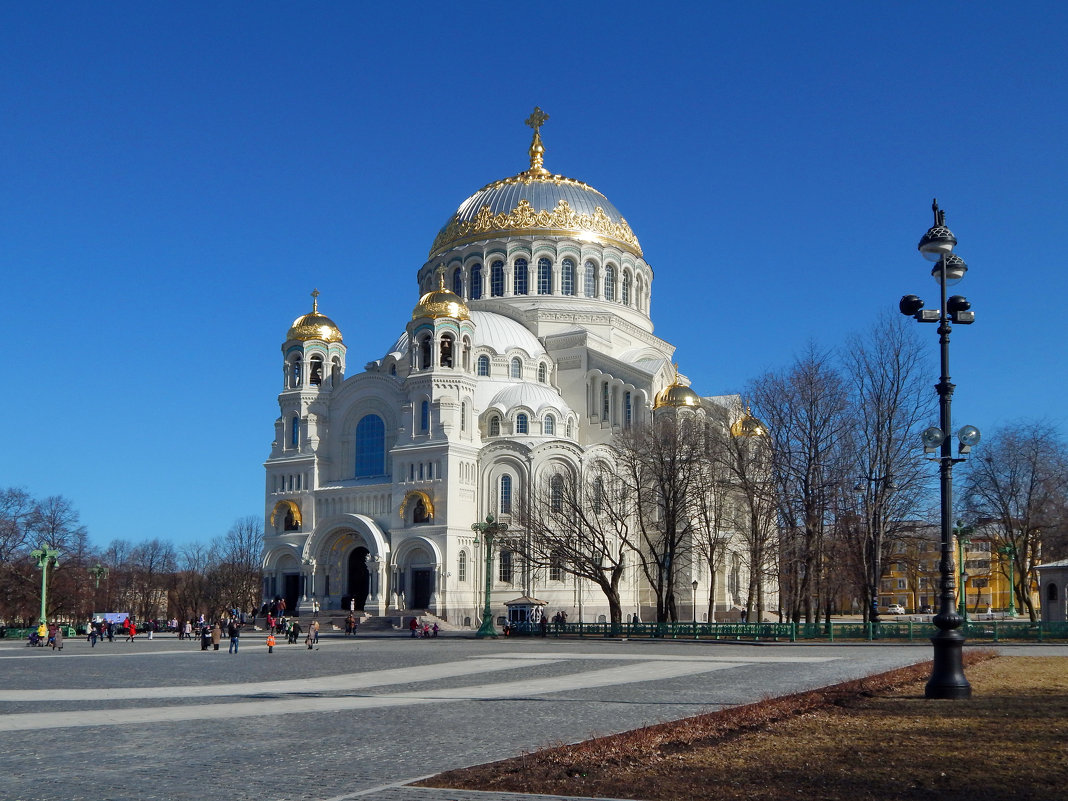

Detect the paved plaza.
xmin=1 ymin=631 xmax=1058 ymax=801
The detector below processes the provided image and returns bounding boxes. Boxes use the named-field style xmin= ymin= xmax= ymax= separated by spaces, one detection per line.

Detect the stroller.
xmin=27 ymin=631 xmax=41 ymax=647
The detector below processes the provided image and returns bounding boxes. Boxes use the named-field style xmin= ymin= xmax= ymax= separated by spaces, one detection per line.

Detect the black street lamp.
xmin=900 ymin=199 xmax=981 ymax=699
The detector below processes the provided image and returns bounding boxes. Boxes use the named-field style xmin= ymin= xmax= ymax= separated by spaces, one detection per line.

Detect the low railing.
xmin=504 ymin=619 xmax=1068 ymax=643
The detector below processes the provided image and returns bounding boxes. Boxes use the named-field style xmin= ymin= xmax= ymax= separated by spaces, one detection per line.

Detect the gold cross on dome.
xmin=435 ymin=263 xmax=446 ymax=289
xmin=525 ymin=106 xmax=549 ymax=134
xmin=311 ymin=288 xmax=320 ymax=312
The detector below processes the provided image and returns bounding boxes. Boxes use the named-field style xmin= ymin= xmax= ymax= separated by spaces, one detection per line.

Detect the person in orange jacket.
xmin=266 ymin=633 xmax=276 ymax=653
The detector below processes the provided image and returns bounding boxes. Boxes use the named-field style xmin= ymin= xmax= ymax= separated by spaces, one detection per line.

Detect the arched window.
xmin=566 ymin=419 xmax=573 ymax=438
xmin=1048 ymin=582 xmax=1059 ymax=602
xmin=537 ymin=363 xmax=547 ymax=383
xmin=544 ymin=414 xmax=555 ymax=435
xmin=458 ymin=551 xmax=467 ymax=582
xmin=584 ymin=260 xmax=596 ymax=297
xmin=419 ymin=336 xmax=431 ymax=370
xmin=462 ymin=337 xmax=471 ymax=371
xmin=604 ymin=264 xmax=616 ymax=300
xmin=291 ymin=356 xmax=302 ymax=387
xmin=439 ymin=334 xmax=454 ymax=367
xmin=477 ymin=354 xmax=490 ymax=376
xmin=602 ymin=382 xmax=610 ymax=420
xmin=309 ymin=355 xmax=323 ymax=385
xmin=510 ymin=358 xmax=522 ymax=379
xmin=500 ymin=474 xmax=512 ymax=514
xmin=355 ymin=414 xmax=386 ymax=478
xmin=490 ymin=416 xmax=501 ymax=437
xmin=420 ymin=400 xmax=429 ymax=432
xmin=624 ymin=391 xmax=632 ymax=429
xmin=452 ymin=267 xmax=463 ymax=297
xmin=499 ymin=549 xmax=513 ymax=583
xmin=491 ymin=260 xmax=504 ymax=297
xmin=461 ymin=401 xmax=467 ymax=432
xmin=470 ymin=264 xmax=483 ymax=300
xmin=513 ymin=258 xmax=528 ymax=295
xmin=290 ymin=416 xmax=300 ymax=448
xmin=516 ymin=413 xmax=528 ymax=434
xmin=561 ymin=258 xmax=575 ymax=295
xmin=549 ymin=555 xmax=563 ymax=582
xmin=550 ymin=474 xmax=564 ymax=512
xmin=593 ymin=476 xmax=605 ymax=514
xmin=537 ymin=257 xmax=552 ymax=294
xmin=622 ymin=272 xmax=631 ymax=305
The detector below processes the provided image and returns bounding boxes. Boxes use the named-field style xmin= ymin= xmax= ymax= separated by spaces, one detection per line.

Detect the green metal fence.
xmin=508 ymin=619 xmax=1068 ymax=643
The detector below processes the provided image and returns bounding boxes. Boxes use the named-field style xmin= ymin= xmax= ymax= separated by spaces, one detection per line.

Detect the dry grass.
xmin=418 ymin=652 xmax=1068 ymax=800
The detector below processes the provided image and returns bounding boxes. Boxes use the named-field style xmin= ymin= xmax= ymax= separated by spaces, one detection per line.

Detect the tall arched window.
xmin=624 ymin=391 xmax=632 ymax=429
xmin=290 ymin=416 xmax=300 ymax=448
xmin=584 ymin=260 xmax=596 ymax=297
xmin=622 ymin=272 xmax=631 ymax=305
xmin=291 ymin=356 xmax=303 ymax=387
xmin=419 ymin=336 xmax=431 ymax=370
xmin=513 ymin=258 xmax=528 ymax=295
xmin=544 ymin=414 xmax=555 ymax=435
xmin=439 ymin=334 xmax=454 ymax=367
xmin=537 ymin=363 xmax=547 ymax=383
xmin=593 ymin=476 xmax=605 ymax=514
xmin=550 ymin=474 xmax=564 ymax=512
xmin=461 ymin=401 xmax=467 ymax=432
xmin=477 ymin=354 xmax=490 ymax=376
xmin=604 ymin=264 xmax=616 ymax=301
xmin=309 ymin=355 xmax=323 ymax=385
xmin=510 ymin=358 xmax=522 ymax=379
xmin=491 ymin=260 xmax=504 ymax=297
xmin=566 ymin=419 xmax=573 ymax=438
xmin=355 ymin=414 xmax=386 ymax=478
xmin=516 ymin=413 xmax=528 ymax=434
xmin=490 ymin=416 xmax=501 ymax=436
xmin=458 ymin=550 xmax=467 ymax=582
xmin=602 ymin=382 xmax=610 ymax=420
xmin=499 ymin=549 xmax=513 ymax=583
xmin=537 ymin=257 xmax=552 ymax=294
xmin=561 ymin=258 xmax=575 ymax=295
xmin=470 ymin=264 xmax=483 ymax=299
xmin=499 ymin=474 xmax=512 ymax=514
xmin=452 ymin=267 xmax=463 ymax=297
xmin=420 ymin=400 xmax=430 ymax=432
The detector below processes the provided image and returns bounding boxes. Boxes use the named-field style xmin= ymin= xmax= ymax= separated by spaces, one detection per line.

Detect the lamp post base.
xmin=475 ymin=616 xmax=497 ymax=639
xmin=925 ymin=628 xmax=972 ymax=699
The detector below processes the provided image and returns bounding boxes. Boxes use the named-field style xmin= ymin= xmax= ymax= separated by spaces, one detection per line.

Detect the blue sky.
xmin=2 ymin=4 xmax=1066 ymax=548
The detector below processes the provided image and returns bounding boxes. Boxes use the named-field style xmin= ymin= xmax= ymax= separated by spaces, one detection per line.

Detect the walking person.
xmin=53 ymin=625 xmax=64 ymax=651
xmin=211 ymin=622 xmax=222 ymax=651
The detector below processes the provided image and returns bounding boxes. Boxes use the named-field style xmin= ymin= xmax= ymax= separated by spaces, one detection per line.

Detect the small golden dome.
xmin=731 ymin=406 xmax=767 ymax=437
xmin=287 ymin=290 xmax=343 ymax=343
xmin=412 ymin=269 xmax=470 ymax=321
xmin=654 ymin=364 xmax=701 ymax=409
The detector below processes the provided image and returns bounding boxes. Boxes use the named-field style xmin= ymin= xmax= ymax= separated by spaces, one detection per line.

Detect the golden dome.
xmin=412 ymin=269 xmax=470 ymax=321
xmin=731 ymin=406 xmax=767 ymax=437
xmin=654 ymin=365 xmax=701 ymax=409
xmin=287 ymin=290 xmax=343 ymax=343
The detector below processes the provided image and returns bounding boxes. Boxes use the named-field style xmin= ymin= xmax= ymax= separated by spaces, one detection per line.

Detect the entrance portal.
xmin=283 ymin=574 xmax=300 ymax=615
xmin=347 ymin=547 xmax=370 ymax=611
xmin=411 ymin=569 xmax=433 ymax=610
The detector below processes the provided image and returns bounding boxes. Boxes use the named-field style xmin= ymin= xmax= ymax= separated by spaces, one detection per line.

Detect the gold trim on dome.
xmin=398 ymin=490 xmax=435 ymax=520
xmin=430 ymin=197 xmax=643 ymax=259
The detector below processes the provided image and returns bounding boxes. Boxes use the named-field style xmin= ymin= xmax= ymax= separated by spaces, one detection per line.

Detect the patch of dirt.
xmin=418 ymin=652 xmax=1068 ymax=800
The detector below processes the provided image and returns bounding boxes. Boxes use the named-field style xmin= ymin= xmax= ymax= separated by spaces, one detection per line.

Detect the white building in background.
xmin=261 ymin=109 xmax=775 ymax=626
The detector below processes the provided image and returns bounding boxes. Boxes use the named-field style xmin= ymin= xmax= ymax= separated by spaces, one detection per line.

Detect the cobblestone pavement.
xmin=0 ymin=632 xmax=1053 ymax=801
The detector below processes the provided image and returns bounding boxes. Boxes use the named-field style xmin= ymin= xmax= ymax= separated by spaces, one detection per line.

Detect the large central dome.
xmin=429 ymin=108 xmax=642 ymax=259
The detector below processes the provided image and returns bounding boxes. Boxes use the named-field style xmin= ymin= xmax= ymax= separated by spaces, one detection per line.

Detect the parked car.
xmin=886 ymin=604 xmax=906 ymax=615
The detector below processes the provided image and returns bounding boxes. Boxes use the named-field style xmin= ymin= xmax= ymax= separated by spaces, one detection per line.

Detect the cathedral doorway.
xmin=283 ymin=574 xmax=300 ymax=615
xmin=347 ymin=547 xmax=370 ymax=611
xmin=411 ymin=569 xmax=433 ymax=610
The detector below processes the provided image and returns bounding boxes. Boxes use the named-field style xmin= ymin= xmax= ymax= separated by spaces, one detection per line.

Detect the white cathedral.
xmin=261 ymin=109 xmax=772 ymax=627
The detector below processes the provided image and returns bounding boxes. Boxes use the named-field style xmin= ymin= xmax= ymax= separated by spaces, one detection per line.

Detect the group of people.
xmin=86 ymin=617 xmax=137 ymax=646
xmin=26 ymin=622 xmax=65 ymax=649
xmin=408 ymin=617 xmax=439 ymax=638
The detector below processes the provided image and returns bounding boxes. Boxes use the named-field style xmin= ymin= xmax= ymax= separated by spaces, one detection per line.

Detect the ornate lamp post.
xmin=31 ymin=544 xmax=61 ymax=624
xmin=998 ymin=543 xmax=1017 ymax=616
xmin=471 ymin=513 xmax=508 ymax=638
xmin=692 ymin=579 xmax=699 ymax=624
xmin=900 ymin=199 xmax=981 ymax=699
xmin=89 ymin=563 xmax=108 ymax=588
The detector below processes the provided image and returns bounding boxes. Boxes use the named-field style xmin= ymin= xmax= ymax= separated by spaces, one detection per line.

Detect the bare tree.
xmin=207 ymin=516 xmax=263 ymax=617
xmin=841 ymin=313 xmax=935 ymax=620
xmin=129 ymin=539 xmax=178 ymax=620
xmin=749 ymin=345 xmax=850 ymax=624
xmin=512 ymin=459 xmax=631 ymax=624
xmin=961 ymin=421 xmax=1068 ymax=620
xmin=174 ymin=541 xmax=212 ymax=623
xmin=612 ymin=416 xmax=702 ymax=623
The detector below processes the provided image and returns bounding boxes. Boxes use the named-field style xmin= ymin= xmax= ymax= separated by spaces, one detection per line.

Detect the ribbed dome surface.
xmin=469 ymin=311 xmax=545 ymax=356
xmin=287 ymin=311 xmax=343 ymax=343
xmin=488 ymin=382 xmax=574 ymax=417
